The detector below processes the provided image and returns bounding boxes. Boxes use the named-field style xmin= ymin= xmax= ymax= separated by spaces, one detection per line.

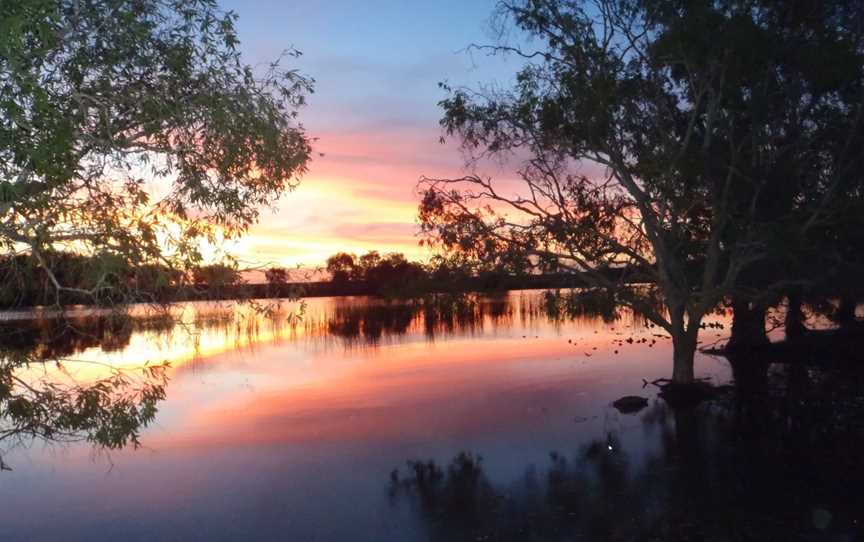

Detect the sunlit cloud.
xmin=230 ymin=125 xmax=467 ymax=268
xmin=213 ymin=0 xmax=523 ymax=271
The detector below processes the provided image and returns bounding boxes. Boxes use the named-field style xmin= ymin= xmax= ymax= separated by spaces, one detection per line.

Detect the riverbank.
xmin=0 ymin=272 xmax=625 ymax=311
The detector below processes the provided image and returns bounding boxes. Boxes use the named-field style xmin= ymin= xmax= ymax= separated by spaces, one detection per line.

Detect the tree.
xmin=419 ymin=0 xmax=864 ymax=384
xmin=324 ymin=251 xmax=429 ymax=296
xmin=192 ymin=263 xmax=240 ymax=289
xmin=264 ymin=266 xmax=289 ymax=286
xmin=364 ymin=252 xmax=427 ymax=296
xmin=717 ymin=1 xmax=864 ymax=347
xmin=264 ymin=265 xmax=289 ymax=298
xmin=356 ymin=250 xmax=382 ymax=280
xmin=0 ymin=0 xmax=312 ymax=307
xmin=326 ymin=252 xmax=356 ymax=284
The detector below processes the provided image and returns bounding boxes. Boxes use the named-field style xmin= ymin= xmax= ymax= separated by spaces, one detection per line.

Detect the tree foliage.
xmin=419 ymin=0 xmax=864 ymax=382
xmin=325 ymin=251 xmax=357 ymax=284
xmin=0 ymin=314 xmax=170 ymax=470
xmin=0 ymin=0 xmax=312 ymax=306
xmin=326 ymin=250 xmax=427 ymax=294
xmin=264 ymin=266 xmax=288 ymax=286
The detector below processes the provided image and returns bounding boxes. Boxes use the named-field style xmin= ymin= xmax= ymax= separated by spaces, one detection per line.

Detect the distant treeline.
xmin=4 ymin=249 xmax=860 ymax=313
xmin=0 ymin=252 xmax=181 ymax=308
xmin=0 ymin=252 xmax=265 ymax=308
xmin=0 ymin=250 xmax=634 ymax=308
xmin=319 ymin=250 xmax=622 ymax=297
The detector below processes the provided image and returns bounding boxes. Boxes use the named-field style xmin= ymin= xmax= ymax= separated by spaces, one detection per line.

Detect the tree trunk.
xmin=785 ymin=291 xmax=806 ymax=339
xmin=670 ymin=305 xmax=699 ymax=384
xmin=672 ymin=331 xmax=697 ymax=384
xmin=727 ymin=297 xmax=769 ymax=351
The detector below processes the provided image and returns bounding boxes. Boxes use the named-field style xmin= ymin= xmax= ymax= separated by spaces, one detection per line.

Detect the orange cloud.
xmin=232 ymin=126 xmax=462 ymax=268
xmin=228 ymin=122 xmax=549 ymax=270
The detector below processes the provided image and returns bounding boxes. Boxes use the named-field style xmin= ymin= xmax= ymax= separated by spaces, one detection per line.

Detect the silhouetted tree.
xmin=325 ymin=251 xmax=428 ymax=296
xmin=263 ymin=266 xmax=289 ymax=298
xmin=356 ymin=251 xmax=383 ymax=280
xmin=264 ymin=266 xmax=288 ymax=288
xmin=326 ymin=252 xmax=357 ymax=284
xmin=192 ymin=264 xmax=241 ymax=290
xmin=365 ymin=253 xmax=427 ymax=296
xmin=420 ymin=0 xmax=864 ymax=383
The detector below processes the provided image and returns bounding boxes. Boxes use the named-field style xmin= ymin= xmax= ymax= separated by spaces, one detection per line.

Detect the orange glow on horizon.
xmin=224 ymin=127 xmax=472 ymax=268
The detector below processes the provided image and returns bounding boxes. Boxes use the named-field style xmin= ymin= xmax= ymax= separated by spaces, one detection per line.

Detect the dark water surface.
xmin=0 ymin=292 xmax=861 ymax=541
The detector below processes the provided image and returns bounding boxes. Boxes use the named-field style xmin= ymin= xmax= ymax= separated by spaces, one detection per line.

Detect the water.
xmin=0 ymin=292 xmax=860 ymax=540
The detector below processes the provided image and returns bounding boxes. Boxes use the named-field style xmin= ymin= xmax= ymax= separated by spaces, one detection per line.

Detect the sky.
xmin=216 ymin=0 xmax=521 ymax=269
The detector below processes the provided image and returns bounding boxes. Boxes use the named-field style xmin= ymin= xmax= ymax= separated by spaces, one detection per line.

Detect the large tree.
xmin=716 ymin=1 xmax=864 ymax=348
xmin=419 ymin=0 xmax=864 ymax=383
xmin=0 ymin=0 xmax=312 ymax=468
xmin=0 ymin=0 xmax=312 ymax=306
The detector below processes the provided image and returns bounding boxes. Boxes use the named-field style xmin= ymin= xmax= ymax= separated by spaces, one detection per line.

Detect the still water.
xmin=0 ymin=292 xmax=860 ymax=541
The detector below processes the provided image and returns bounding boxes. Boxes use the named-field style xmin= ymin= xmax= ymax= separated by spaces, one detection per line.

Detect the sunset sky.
xmin=216 ymin=0 xmax=520 ymax=269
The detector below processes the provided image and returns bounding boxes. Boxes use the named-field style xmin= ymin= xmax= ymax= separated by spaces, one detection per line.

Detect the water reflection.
xmin=314 ymin=290 xmax=655 ymax=348
xmin=0 ymin=315 xmax=170 ymax=470
xmin=1 ymin=292 xmax=854 ymax=541
xmin=0 ymin=295 xmax=525 ymax=470
xmin=0 ymin=292 xmax=652 ymax=361
xmin=390 ymin=363 xmax=864 ymax=540
xmin=323 ymin=294 xmax=516 ymax=344
xmin=0 ymin=292 xmax=690 ymax=474
xmin=0 ymin=313 xmax=174 ymax=359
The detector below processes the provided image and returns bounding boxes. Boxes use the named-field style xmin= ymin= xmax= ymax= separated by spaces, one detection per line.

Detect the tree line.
xmin=322 ymin=250 xmax=602 ymax=297
xmin=324 ymin=251 xmax=486 ymax=296
xmin=0 ymin=251 xmax=256 ymax=307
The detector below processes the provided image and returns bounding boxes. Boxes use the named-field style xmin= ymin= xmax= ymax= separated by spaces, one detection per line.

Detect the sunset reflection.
xmin=1 ymin=292 xmax=843 ymax=542
xmin=63 ymin=292 xmax=726 ymax=452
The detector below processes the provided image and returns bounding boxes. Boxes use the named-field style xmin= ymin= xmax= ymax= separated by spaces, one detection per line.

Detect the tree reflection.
xmin=0 ymin=314 xmax=169 ymax=471
xmin=0 ymin=313 xmax=175 ymax=359
xmin=327 ymin=302 xmax=416 ymax=343
xmin=390 ymin=366 xmax=864 ymax=540
xmin=319 ymin=290 xmax=651 ymax=347
xmin=322 ymin=293 xmax=515 ymax=345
